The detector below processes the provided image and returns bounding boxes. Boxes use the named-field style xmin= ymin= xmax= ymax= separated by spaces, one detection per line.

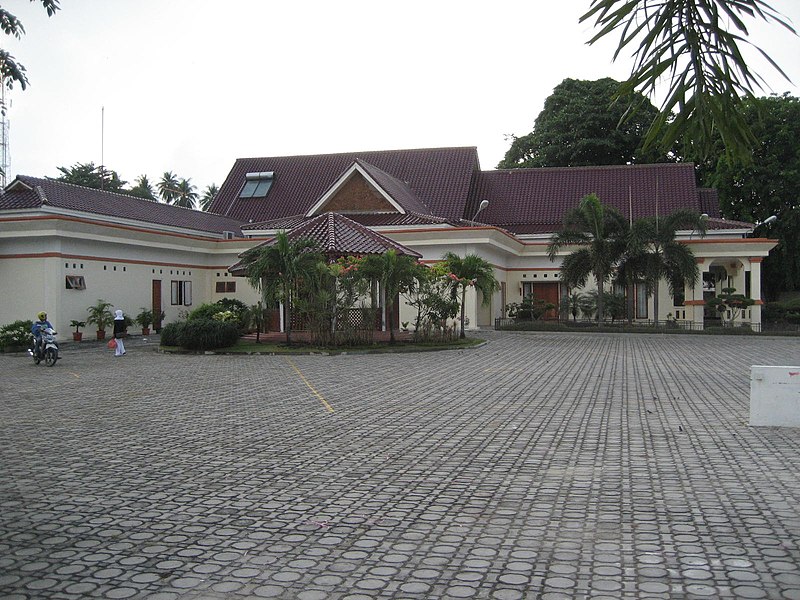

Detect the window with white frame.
xmin=171 ymin=280 xmax=192 ymax=306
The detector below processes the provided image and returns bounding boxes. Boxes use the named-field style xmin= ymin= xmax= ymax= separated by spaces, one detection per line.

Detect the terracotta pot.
xmin=72 ymin=332 xmax=83 ymax=342
xmin=141 ymin=328 xmax=150 ymax=336
xmin=96 ymin=330 xmax=106 ymax=341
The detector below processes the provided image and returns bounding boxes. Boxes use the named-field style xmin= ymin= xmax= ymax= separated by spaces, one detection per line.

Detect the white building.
xmin=0 ymin=147 xmax=777 ymax=337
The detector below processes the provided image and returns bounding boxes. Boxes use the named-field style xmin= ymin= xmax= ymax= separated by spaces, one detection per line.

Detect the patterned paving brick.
xmin=1 ymin=331 xmax=799 ymax=598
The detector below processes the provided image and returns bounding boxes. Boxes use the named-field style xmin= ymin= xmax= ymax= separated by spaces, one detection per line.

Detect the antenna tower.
xmin=0 ymin=85 xmax=10 ymax=187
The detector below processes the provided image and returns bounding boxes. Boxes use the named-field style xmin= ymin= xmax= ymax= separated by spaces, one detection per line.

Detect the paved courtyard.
xmin=1 ymin=331 xmax=799 ymax=600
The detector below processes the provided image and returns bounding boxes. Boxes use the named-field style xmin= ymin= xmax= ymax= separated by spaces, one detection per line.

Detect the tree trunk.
xmin=387 ymin=290 xmax=396 ymax=344
xmin=627 ymin=282 xmax=634 ymax=325
xmin=597 ymin=279 xmax=605 ymax=325
xmin=653 ymin=280 xmax=660 ymax=327
xmin=284 ymin=283 xmax=292 ymax=345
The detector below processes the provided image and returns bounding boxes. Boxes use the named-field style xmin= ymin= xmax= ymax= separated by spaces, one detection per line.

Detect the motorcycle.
xmin=29 ymin=327 xmax=59 ymax=366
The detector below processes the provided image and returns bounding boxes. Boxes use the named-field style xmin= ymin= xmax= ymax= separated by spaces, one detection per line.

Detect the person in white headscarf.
xmin=113 ymin=309 xmax=127 ymax=356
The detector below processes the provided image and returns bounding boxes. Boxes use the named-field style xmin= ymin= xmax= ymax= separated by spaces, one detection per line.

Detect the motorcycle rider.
xmin=31 ymin=311 xmax=53 ymax=358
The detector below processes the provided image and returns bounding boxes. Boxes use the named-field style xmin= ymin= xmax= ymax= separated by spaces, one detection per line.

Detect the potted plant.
xmin=70 ymin=320 xmax=86 ymax=342
xmin=86 ymin=299 xmax=113 ymax=340
xmin=135 ymin=308 xmax=153 ymax=335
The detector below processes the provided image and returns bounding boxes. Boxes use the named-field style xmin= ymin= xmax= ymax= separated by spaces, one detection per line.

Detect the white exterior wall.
xmin=387 ymin=227 xmax=512 ymax=331
xmin=0 ymin=213 xmax=259 ymax=335
xmin=1 ymin=217 xmax=778 ymax=336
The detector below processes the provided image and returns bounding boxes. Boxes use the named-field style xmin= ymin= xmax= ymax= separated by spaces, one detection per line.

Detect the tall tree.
xmin=157 ymin=171 xmax=180 ymax=204
xmin=441 ymin=252 xmax=500 ymax=339
xmin=581 ymin=0 xmax=796 ymax=162
xmin=360 ymin=250 xmax=420 ymax=344
xmin=241 ymin=232 xmax=323 ymax=345
xmin=547 ymin=194 xmax=629 ymax=323
xmin=55 ymin=162 xmax=126 ymax=192
xmin=200 ymin=183 xmax=218 ymax=211
xmin=0 ymin=1 xmax=59 ymax=91
xmin=499 ymin=78 xmax=669 ymax=169
xmin=704 ymin=93 xmax=800 ymax=298
xmin=128 ymin=174 xmax=156 ymax=201
xmin=173 ymin=178 xmax=198 ymax=209
xmin=627 ymin=210 xmax=707 ymax=323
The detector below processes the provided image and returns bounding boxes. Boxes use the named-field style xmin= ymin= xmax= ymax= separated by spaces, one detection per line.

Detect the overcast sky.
xmin=4 ymin=0 xmax=799 ymax=195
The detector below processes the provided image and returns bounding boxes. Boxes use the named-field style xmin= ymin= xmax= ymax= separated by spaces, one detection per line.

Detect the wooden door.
xmin=152 ymin=280 xmax=162 ymax=331
xmin=533 ymin=282 xmax=560 ymax=319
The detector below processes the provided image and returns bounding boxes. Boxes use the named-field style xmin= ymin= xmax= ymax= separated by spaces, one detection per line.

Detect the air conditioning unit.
xmin=223 ymin=231 xmax=235 ymax=240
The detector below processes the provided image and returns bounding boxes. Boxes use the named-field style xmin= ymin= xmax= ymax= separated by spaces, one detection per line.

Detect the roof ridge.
xmin=35 ymin=185 xmax=48 ymax=205
xmin=234 ymin=146 xmax=478 ymax=162
xmin=488 ymin=162 xmax=696 ymax=174
xmin=21 ymin=175 xmax=240 ymax=218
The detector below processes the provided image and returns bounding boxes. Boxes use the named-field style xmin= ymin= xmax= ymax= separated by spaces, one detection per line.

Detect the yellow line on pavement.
xmin=284 ymin=357 xmax=334 ymax=413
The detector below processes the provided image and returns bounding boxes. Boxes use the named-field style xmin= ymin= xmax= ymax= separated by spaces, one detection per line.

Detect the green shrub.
xmin=187 ymin=299 xmax=249 ymax=331
xmin=0 ymin=319 xmax=34 ymax=348
xmin=186 ymin=303 xmax=222 ymax=321
xmin=215 ymin=297 xmax=248 ymax=314
xmin=764 ymin=300 xmax=800 ymax=324
xmin=159 ymin=321 xmax=187 ymax=347
xmin=160 ymin=319 xmax=240 ymax=350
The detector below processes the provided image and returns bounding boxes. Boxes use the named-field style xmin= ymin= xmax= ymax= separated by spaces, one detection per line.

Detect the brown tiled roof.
xmin=704 ymin=217 xmax=752 ymax=230
xmin=289 ymin=213 xmax=421 ymax=257
xmin=242 ymin=211 xmax=457 ymax=232
xmin=498 ymin=214 xmax=748 ymax=236
xmin=230 ymin=212 xmax=422 ymax=275
xmin=0 ymin=176 xmax=246 ymax=236
xmin=698 ymin=188 xmax=721 ymax=218
xmin=211 ymin=147 xmax=479 ymax=223
xmin=474 ymin=163 xmax=721 ymax=232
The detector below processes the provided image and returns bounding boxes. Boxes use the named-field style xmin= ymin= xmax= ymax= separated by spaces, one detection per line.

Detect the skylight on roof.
xmin=239 ymin=171 xmax=274 ymax=198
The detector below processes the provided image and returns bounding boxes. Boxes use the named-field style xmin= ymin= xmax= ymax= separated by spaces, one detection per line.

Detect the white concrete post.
xmin=750 ymin=366 xmax=800 ymax=427
xmin=689 ymin=260 xmax=707 ymax=330
xmin=749 ymin=258 xmax=763 ymax=328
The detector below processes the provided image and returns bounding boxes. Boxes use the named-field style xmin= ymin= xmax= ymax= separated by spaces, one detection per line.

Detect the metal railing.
xmin=495 ymin=317 xmax=764 ymax=333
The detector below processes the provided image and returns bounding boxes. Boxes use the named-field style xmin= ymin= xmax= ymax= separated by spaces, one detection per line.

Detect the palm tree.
xmin=628 ymin=209 xmax=707 ymax=324
xmin=615 ymin=247 xmax=646 ymax=325
xmin=128 ymin=174 xmax=156 ymax=200
xmin=200 ymin=184 xmax=219 ymax=211
xmin=547 ymin=193 xmax=628 ymax=324
xmin=173 ymin=179 xmax=199 ymax=209
xmin=360 ymin=250 xmax=420 ymax=343
xmin=442 ymin=252 xmax=500 ymax=338
xmin=242 ymin=232 xmax=323 ymax=345
xmin=157 ymin=171 xmax=180 ymax=204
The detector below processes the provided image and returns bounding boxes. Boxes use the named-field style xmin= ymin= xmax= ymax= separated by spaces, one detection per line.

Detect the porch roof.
xmin=229 ymin=212 xmax=422 ymax=275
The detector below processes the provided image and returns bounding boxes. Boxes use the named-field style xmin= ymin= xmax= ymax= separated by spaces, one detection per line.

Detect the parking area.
xmin=1 ymin=331 xmax=799 ymax=599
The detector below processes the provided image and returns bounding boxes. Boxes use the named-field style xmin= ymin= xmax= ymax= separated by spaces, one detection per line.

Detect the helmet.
xmin=37 ymin=311 xmax=47 ymax=320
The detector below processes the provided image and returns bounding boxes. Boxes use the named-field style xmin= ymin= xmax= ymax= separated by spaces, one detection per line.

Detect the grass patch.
xmin=161 ymin=336 xmax=486 ymax=355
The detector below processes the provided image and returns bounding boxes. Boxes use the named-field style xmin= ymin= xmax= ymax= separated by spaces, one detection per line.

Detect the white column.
xmin=750 ymin=258 xmax=763 ymax=329
xmin=690 ymin=260 xmax=707 ymax=330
